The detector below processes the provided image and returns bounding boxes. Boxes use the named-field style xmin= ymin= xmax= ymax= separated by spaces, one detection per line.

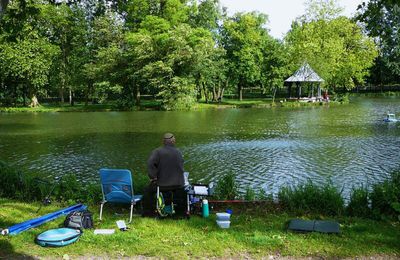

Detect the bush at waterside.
xmin=0 ymin=161 xmax=101 ymax=204
xmin=278 ymin=181 xmax=345 ymax=216
xmin=370 ymin=170 xmax=400 ymax=220
xmin=1 ymin=160 xmax=399 ymax=220
xmin=347 ymin=187 xmax=370 ymax=217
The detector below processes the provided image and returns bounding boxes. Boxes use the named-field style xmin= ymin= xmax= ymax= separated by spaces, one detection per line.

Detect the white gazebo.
xmin=285 ymin=63 xmax=324 ymax=99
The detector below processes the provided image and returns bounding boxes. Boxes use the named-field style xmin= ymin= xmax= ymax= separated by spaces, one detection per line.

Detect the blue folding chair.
xmin=99 ymin=169 xmax=142 ymax=223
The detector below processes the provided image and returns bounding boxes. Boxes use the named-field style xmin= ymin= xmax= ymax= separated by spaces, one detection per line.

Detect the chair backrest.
xmin=99 ymin=169 xmax=134 ymax=203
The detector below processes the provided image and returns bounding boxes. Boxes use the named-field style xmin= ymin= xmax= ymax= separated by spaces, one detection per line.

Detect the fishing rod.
xmin=1 ymin=204 xmax=87 ymax=236
xmin=35 ymin=176 xmax=62 ymax=213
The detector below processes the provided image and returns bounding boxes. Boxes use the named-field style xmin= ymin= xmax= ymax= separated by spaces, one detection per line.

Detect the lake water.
xmin=1 ymin=96 xmax=399 ymax=197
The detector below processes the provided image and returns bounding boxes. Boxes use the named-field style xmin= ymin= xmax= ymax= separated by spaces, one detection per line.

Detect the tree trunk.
xmin=217 ymin=82 xmax=222 ymax=102
xmin=136 ymin=86 xmax=141 ymax=106
xmin=23 ymin=84 xmax=27 ymax=107
xmin=238 ymin=84 xmax=243 ymax=101
xmin=69 ymin=87 xmax=74 ymax=106
xmin=60 ymin=39 xmax=67 ymax=104
xmin=85 ymin=82 xmax=92 ymax=106
xmin=196 ymin=84 xmax=202 ymax=101
xmin=30 ymin=95 xmax=40 ymax=107
xmin=202 ymin=82 xmax=208 ymax=103
xmin=13 ymin=84 xmax=17 ymax=107
xmin=272 ymin=87 xmax=277 ymax=104
xmin=220 ymin=88 xmax=225 ymax=103
xmin=212 ymin=85 xmax=217 ymax=102
xmin=60 ymin=87 xmax=64 ymax=103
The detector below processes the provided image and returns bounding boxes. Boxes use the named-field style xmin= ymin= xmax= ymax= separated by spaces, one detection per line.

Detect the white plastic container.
xmin=216 ymin=220 xmax=230 ymax=229
xmin=216 ymin=212 xmax=231 ymax=221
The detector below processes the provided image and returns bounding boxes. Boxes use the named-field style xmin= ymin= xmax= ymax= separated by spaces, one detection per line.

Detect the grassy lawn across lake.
xmin=0 ymin=98 xmax=336 ymax=113
xmin=0 ymin=198 xmax=399 ymax=259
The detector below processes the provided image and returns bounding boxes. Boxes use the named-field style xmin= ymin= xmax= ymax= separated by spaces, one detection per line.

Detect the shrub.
xmin=370 ymin=171 xmax=400 ymax=220
xmin=215 ymin=172 xmax=239 ymax=200
xmin=0 ymin=161 xmax=102 ymax=205
xmin=278 ymin=180 xmax=344 ymax=216
xmin=347 ymin=187 xmax=370 ymax=217
xmin=0 ymin=161 xmax=43 ymax=201
xmin=159 ymin=77 xmax=196 ymax=111
xmin=244 ymin=186 xmax=256 ymax=201
xmin=256 ymin=188 xmax=274 ymax=202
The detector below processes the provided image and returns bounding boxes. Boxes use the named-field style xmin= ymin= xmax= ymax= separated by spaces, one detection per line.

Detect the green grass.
xmin=0 ymin=98 xmax=332 ymax=112
xmin=194 ymin=98 xmax=274 ymax=109
xmin=0 ymin=103 xmax=121 ymax=112
xmin=1 ymin=199 xmax=399 ymax=259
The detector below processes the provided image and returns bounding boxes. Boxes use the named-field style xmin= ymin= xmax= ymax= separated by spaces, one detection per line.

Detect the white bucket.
xmin=216 ymin=213 xmax=231 ymax=221
xmin=216 ymin=220 xmax=230 ymax=229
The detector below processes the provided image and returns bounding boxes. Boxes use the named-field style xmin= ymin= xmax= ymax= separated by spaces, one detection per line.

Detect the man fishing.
xmin=141 ymin=133 xmax=188 ymax=217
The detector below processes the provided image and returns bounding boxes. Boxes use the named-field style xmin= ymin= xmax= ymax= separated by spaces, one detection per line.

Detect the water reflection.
xmin=0 ymin=97 xmax=399 ymax=198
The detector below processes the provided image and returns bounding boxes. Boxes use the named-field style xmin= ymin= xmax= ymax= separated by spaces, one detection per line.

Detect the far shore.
xmin=0 ymin=98 xmax=340 ymax=113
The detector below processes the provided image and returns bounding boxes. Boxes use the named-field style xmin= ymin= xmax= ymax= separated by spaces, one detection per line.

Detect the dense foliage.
xmin=0 ymin=0 xmax=384 ymax=110
xmin=357 ymin=0 xmax=400 ymax=86
xmin=1 ymin=160 xmax=399 ymax=220
xmin=285 ymin=0 xmax=378 ymax=91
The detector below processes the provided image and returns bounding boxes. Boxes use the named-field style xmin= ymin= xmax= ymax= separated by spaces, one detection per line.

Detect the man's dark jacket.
xmin=147 ymin=144 xmax=184 ymax=187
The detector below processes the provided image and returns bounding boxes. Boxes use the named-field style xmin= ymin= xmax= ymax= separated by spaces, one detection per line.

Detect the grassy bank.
xmin=0 ymin=98 xmax=342 ymax=112
xmin=0 ymin=198 xmax=399 ymax=259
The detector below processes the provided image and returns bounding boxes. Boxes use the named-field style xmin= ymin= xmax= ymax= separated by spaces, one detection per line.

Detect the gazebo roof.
xmin=285 ymin=63 xmax=324 ymax=83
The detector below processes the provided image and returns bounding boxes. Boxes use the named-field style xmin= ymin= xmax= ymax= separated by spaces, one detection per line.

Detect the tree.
xmin=285 ymin=0 xmax=378 ymax=90
xmin=189 ymin=0 xmax=221 ymax=32
xmin=0 ymin=34 xmax=59 ymax=106
xmin=222 ymin=12 xmax=270 ymax=100
xmin=357 ymin=0 xmax=400 ymax=85
xmin=125 ymin=0 xmax=190 ymax=30
xmin=301 ymin=0 xmax=344 ymax=22
xmin=0 ymin=0 xmax=9 ymax=14
xmin=39 ymin=3 xmax=77 ymax=104
xmin=0 ymin=0 xmax=59 ymax=107
xmin=260 ymin=37 xmax=290 ymax=103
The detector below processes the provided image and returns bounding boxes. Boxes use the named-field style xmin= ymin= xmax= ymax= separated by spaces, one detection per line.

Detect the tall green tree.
xmin=0 ymin=0 xmax=59 ymax=106
xmin=0 ymin=0 xmax=9 ymax=14
xmin=222 ymin=12 xmax=270 ymax=100
xmin=189 ymin=0 xmax=221 ymax=32
xmin=357 ymin=0 xmax=400 ymax=85
xmin=125 ymin=0 xmax=189 ymax=30
xmin=260 ymin=37 xmax=290 ymax=102
xmin=39 ymin=3 xmax=78 ymax=104
xmin=285 ymin=0 xmax=377 ymax=90
xmin=83 ymin=11 xmax=124 ymax=104
xmin=0 ymin=33 xmax=59 ymax=106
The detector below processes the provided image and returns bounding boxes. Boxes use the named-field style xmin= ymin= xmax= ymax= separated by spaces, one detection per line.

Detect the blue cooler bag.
xmin=35 ymin=228 xmax=82 ymax=247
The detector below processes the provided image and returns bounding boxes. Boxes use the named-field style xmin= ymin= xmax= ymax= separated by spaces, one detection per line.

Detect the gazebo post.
xmin=288 ymin=83 xmax=292 ymax=98
xmin=311 ymin=84 xmax=314 ymax=98
xmin=317 ymin=84 xmax=321 ymax=99
xmin=297 ymin=82 xmax=301 ymax=98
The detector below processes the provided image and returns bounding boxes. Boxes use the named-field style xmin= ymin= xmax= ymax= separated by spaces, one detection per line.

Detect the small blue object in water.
xmin=35 ymin=228 xmax=82 ymax=247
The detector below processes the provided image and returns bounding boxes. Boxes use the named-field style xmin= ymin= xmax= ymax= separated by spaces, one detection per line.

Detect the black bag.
xmin=64 ymin=210 xmax=93 ymax=230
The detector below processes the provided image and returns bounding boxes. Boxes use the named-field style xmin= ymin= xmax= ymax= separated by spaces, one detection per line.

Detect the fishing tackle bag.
xmin=64 ymin=210 xmax=93 ymax=230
